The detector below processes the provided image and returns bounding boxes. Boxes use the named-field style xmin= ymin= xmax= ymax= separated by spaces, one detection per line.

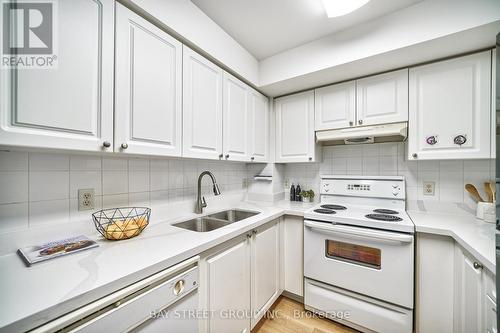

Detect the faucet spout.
xmin=195 ymin=171 xmax=221 ymax=214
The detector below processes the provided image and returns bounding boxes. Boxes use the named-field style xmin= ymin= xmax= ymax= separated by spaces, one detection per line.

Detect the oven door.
xmin=304 ymin=220 xmax=414 ymax=308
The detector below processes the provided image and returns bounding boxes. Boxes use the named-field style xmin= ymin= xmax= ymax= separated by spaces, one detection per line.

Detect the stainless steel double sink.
xmin=172 ymin=209 xmax=260 ymax=232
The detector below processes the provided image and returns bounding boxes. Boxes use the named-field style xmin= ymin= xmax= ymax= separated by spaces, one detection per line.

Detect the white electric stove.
xmin=304 ymin=175 xmax=415 ymax=333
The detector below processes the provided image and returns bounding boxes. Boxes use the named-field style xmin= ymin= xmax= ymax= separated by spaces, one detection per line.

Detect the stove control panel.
xmin=321 ymin=177 xmax=405 ymax=199
xmin=347 ymin=184 xmax=371 ymax=191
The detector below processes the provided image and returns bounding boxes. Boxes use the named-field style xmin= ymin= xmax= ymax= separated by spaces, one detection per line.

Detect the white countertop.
xmin=0 ymin=196 xmax=313 ymax=333
xmin=0 ymin=197 xmax=495 ymax=332
xmin=407 ymin=201 xmax=496 ymax=273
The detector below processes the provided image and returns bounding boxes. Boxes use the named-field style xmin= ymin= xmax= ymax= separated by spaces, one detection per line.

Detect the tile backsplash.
xmin=0 ymin=151 xmax=247 ymax=233
xmin=0 ymin=144 xmax=494 ymax=233
xmin=284 ymin=143 xmax=495 ymax=207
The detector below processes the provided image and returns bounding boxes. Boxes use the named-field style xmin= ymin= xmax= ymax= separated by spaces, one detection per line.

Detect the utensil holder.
xmin=476 ymin=202 xmax=495 ymax=223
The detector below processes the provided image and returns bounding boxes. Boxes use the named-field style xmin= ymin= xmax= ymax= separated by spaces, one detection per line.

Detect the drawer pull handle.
xmin=473 ymin=262 xmax=483 ymax=270
xmin=173 ymin=279 xmax=185 ymax=296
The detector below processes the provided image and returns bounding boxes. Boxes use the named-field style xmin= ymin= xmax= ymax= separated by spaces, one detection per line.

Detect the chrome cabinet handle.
xmin=308 ymin=157 xmax=312 ymax=161
xmin=358 ymin=120 xmax=363 ymax=125
xmin=252 ymin=230 xmax=257 ymax=235
xmin=218 ymin=154 xmax=223 ymax=159
xmin=412 ymin=153 xmax=418 ymax=159
xmin=225 ymin=154 xmax=229 ymax=159
xmin=102 ymin=141 xmax=111 ymax=148
xmin=473 ymin=262 xmax=483 ymax=270
xmin=349 ymin=121 xmax=353 ymax=126
xmin=251 ymin=157 xmax=255 ymax=161
xmin=454 ymin=135 xmax=467 ymax=146
xmin=246 ymin=233 xmax=252 ymax=239
xmin=121 ymin=143 xmax=128 ymax=149
xmin=426 ymin=136 xmax=437 ymax=145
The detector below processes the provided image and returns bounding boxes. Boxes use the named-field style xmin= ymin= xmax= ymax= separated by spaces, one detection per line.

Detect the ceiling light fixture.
xmin=321 ymin=0 xmax=371 ymax=18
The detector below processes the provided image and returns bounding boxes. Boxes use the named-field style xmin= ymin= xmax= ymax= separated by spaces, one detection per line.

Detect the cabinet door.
xmin=275 ymin=91 xmax=316 ymax=163
xmin=114 ymin=4 xmax=182 ymax=156
xmin=182 ymin=46 xmax=223 ymax=160
xmin=283 ymin=216 xmax=304 ymax=297
xmin=251 ymin=220 xmax=280 ymax=328
xmin=0 ymin=0 xmax=114 ymax=152
xmin=223 ymin=72 xmax=250 ymax=161
xmin=408 ymin=51 xmax=491 ymax=160
xmin=206 ymin=237 xmax=250 ymax=333
xmin=454 ymin=246 xmax=484 ymax=333
xmin=356 ymin=69 xmax=408 ymax=126
xmin=314 ymin=81 xmax=356 ymax=130
xmin=248 ymin=90 xmax=269 ymax=162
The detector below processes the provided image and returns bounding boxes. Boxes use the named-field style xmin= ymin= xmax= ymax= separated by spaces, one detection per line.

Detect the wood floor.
xmin=252 ymin=296 xmax=358 ymax=333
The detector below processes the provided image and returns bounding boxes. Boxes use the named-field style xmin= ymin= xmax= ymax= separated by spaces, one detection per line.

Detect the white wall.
xmin=125 ymin=0 xmax=260 ymax=85
xmin=283 ymin=143 xmax=495 ymax=208
xmin=259 ymin=0 xmax=500 ymax=96
xmin=0 ymin=151 xmax=247 ymax=233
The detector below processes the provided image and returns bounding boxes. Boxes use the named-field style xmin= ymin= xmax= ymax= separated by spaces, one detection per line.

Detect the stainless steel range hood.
xmin=316 ymin=122 xmax=408 ymax=146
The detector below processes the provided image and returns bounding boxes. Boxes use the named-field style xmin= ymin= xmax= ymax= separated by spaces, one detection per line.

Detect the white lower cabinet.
xmin=454 ymin=244 xmax=497 ymax=333
xmin=200 ymin=219 xmax=280 ymax=333
xmin=416 ymin=233 xmax=496 ymax=333
xmin=251 ymin=220 xmax=280 ymax=327
xmin=201 ymin=234 xmax=251 ymax=333
xmin=454 ymin=245 xmax=484 ymax=333
xmin=114 ymin=4 xmax=182 ymax=156
xmin=282 ymin=215 xmax=304 ymax=297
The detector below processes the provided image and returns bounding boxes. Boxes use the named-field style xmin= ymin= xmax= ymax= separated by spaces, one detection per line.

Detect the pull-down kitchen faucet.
xmin=195 ymin=171 xmax=221 ymax=214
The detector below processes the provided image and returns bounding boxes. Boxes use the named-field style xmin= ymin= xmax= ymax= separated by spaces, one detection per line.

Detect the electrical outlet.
xmin=78 ymin=189 xmax=95 ymax=211
xmin=284 ymin=179 xmax=290 ymax=189
xmin=423 ymin=182 xmax=435 ymax=196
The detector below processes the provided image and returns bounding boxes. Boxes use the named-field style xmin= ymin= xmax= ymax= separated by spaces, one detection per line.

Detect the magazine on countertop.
xmin=18 ymin=235 xmax=98 ymax=266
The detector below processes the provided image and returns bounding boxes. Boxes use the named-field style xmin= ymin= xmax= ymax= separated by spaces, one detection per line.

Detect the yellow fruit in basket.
xmin=136 ymin=215 xmax=148 ymax=229
xmin=123 ymin=219 xmax=139 ymax=238
xmin=105 ymin=222 xmax=124 ymax=240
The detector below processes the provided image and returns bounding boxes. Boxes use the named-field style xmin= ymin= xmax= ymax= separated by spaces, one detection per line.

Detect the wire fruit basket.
xmin=92 ymin=207 xmax=151 ymax=240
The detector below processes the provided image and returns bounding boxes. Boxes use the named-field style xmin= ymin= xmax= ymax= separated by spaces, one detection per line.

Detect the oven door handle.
xmin=304 ymin=220 xmax=413 ymax=244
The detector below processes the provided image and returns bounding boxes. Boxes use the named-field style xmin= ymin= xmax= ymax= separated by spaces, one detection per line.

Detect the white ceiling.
xmin=191 ymin=0 xmax=424 ymax=60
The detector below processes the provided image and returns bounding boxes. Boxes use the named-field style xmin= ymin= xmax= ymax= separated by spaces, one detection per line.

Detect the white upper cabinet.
xmin=314 ymin=81 xmax=356 ymax=130
xmin=408 ymin=51 xmax=491 ymax=160
xmin=249 ymin=89 xmax=269 ymax=162
xmin=356 ymin=69 xmax=409 ymax=126
xmin=275 ymin=91 xmax=317 ymax=163
xmin=114 ymin=4 xmax=182 ymax=156
xmin=222 ymin=72 xmax=250 ymax=161
xmin=0 ymin=0 xmax=114 ymax=152
xmin=182 ymin=46 xmax=223 ymax=160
